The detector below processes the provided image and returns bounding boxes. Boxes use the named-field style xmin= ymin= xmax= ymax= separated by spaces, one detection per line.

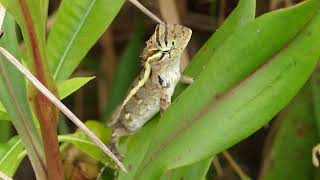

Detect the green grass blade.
xmin=47 ymin=0 xmax=125 ymax=81
xmin=0 ymin=137 xmax=25 ymax=177
xmin=0 ymin=13 xmax=18 ymax=142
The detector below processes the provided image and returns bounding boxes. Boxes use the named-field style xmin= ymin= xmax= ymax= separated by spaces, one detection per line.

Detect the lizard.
xmin=107 ymin=23 xmax=193 ymax=155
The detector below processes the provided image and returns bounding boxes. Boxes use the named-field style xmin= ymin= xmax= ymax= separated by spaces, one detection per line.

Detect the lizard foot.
xmin=312 ymin=144 xmax=320 ymax=167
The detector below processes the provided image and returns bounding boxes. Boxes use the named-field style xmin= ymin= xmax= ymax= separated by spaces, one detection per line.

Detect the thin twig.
xmin=128 ymin=0 xmax=163 ymax=24
xmin=0 ymin=47 xmax=127 ymax=173
xmin=212 ymin=157 xmax=223 ymax=176
xmin=222 ymin=151 xmax=250 ymax=180
xmin=0 ymin=170 xmax=12 ymax=180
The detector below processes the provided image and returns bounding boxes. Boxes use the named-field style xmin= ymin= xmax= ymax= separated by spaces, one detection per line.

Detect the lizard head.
xmin=141 ymin=23 xmax=192 ymax=64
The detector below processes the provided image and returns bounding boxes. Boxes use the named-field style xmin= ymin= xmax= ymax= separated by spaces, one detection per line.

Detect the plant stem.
xmin=18 ymin=0 xmax=64 ymax=179
xmin=222 ymin=151 xmax=250 ymax=180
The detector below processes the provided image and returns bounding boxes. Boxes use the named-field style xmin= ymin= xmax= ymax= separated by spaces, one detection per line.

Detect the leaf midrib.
xmin=0 ymin=139 xmax=22 ymax=165
xmin=53 ymin=0 xmax=97 ymax=80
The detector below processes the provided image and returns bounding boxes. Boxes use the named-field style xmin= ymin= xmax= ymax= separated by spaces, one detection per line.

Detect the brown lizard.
xmin=107 ymin=23 xmax=192 ymax=155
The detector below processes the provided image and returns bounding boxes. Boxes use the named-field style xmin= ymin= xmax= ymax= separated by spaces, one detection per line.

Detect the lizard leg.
xmin=160 ymin=90 xmax=171 ymax=113
xmin=180 ymin=75 xmax=194 ymax=84
xmin=158 ymin=75 xmax=171 ymax=113
xmin=109 ymin=127 xmax=128 ymax=160
xmin=312 ymin=144 xmax=320 ymax=167
xmin=97 ymin=129 xmax=126 ymax=180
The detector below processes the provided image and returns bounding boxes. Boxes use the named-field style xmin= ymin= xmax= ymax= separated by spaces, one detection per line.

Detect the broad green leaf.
xmin=131 ymin=0 xmax=320 ymax=179
xmin=0 ymin=9 xmax=46 ymax=179
xmin=259 ymin=82 xmax=319 ymax=179
xmin=178 ymin=0 xmax=256 ymax=82
xmin=0 ymin=112 xmax=9 ymax=121
xmin=58 ymin=76 xmax=95 ymax=99
xmin=117 ymin=120 xmax=158 ymax=180
xmin=0 ymin=102 xmax=4 ymax=112
xmin=0 ymin=136 xmax=25 ymax=177
xmin=47 ymin=0 xmax=125 ymax=81
xmin=102 ymin=21 xmax=144 ymax=121
xmin=161 ymin=158 xmax=213 ymax=180
xmin=119 ymin=0 xmax=256 ymax=178
xmin=174 ymin=0 xmax=256 ymax=97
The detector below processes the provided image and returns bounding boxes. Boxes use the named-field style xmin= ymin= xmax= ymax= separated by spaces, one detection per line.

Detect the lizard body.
xmin=108 ymin=23 xmax=192 ymax=143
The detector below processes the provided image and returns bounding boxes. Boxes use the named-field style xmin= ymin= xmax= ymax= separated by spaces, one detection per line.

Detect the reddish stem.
xmin=18 ymin=0 xmax=64 ymax=179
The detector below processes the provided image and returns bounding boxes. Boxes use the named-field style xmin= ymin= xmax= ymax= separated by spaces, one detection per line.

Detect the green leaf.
xmin=119 ymin=0 xmax=256 ymax=178
xmin=0 ymin=12 xmax=18 ymax=141
xmin=59 ymin=121 xmax=112 ymax=164
xmin=0 ymin=0 xmax=54 ymax=89
xmin=0 ymin=76 xmax=95 ymax=118
xmin=0 ymin=76 xmax=94 ymax=123
xmin=179 ymin=0 xmax=256 ymax=81
xmin=47 ymin=0 xmax=125 ymax=81
xmin=174 ymin=0 xmax=256 ymax=97
xmin=0 ymin=12 xmax=18 ymax=125
xmin=0 ymin=102 xmax=4 ymax=112
xmin=0 ymin=8 xmax=46 ymax=179
xmin=118 ymin=120 xmax=159 ymax=180
xmin=102 ymin=21 xmax=144 ymax=121
xmin=0 ymin=11 xmax=20 ymax=118
xmin=0 ymin=121 xmax=112 ymax=177
xmin=161 ymin=158 xmax=212 ymax=180
xmin=129 ymin=0 xmax=320 ymax=179
xmin=58 ymin=76 xmax=95 ymax=99
xmin=0 ymin=112 xmax=9 ymax=121
xmin=0 ymin=3 xmax=59 ymax=178
xmin=259 ymin=82 xmax=319 ymax=179
xmin=0 ymin=136 xmax=25 ymax=177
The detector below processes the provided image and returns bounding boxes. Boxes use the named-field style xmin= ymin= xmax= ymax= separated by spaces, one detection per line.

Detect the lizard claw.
xmin=312 ymin=144 xmax=320 ymax=167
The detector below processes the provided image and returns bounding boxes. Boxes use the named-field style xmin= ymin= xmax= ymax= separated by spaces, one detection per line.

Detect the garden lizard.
xmin=107 ymin=23 xmax=192 ymax=153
